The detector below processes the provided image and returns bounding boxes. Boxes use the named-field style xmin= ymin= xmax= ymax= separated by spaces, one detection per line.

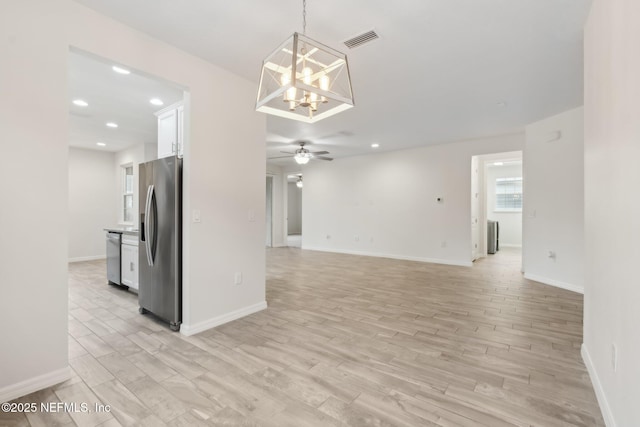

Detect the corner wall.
xmin=302 ymin=133 xmax=524 ymax=266
xmin=522 ymin=107 xmax=584 ymax=293
xmin=583 ymin=0 xmax=640 ymax=425
xmin=0 ymin=1 xmax=70 ymax=402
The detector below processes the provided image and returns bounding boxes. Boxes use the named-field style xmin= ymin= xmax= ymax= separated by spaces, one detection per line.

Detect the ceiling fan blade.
xmin=268 ymin=155 xmax=294 ymax=159
xmin=314 ymin=156 xmax=334 ymax=161
xmin=279 ymin=151 xmax=295 ymax=154
xmin=309 ymin=151 xmax=329 ymax=155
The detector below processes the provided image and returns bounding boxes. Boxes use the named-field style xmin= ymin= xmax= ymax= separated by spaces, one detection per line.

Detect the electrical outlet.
xmin=192 ymin=209 xmax=201 ymax=223
xmin=354 ymin=235 xmax=359 ymax=242
xmin=234 ymin=272 xmax=242 ymax=285
xmin=548 ymin=250 xmax=556 ymax=260
xmin=441 ymin=241 xmax=447 ymax=248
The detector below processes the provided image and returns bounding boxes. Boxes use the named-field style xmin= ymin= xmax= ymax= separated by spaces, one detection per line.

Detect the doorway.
xmin=471 ymin=151 xmax=523 ymax=264
xmin=287 ymin=173 xmax=303 ymax=248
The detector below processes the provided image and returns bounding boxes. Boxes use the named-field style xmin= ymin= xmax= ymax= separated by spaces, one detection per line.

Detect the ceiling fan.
xmin=268 ymin=141 xmax=333 ymax=164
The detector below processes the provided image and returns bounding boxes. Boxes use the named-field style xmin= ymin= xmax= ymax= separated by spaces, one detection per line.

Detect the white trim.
xmin=581 ymin=344 xmax=616 ymax=427
xmin=180 ymin=301 xmax=268 ymax=336
xmin=68 ymin=255 xmax=106 ymax=263
xmin=301 ymin=246 xmax=473 ymax=267
xmin=524 ymin=273 xmax=584 ymax=294
xmin=0 ymin=367 xmax=70 ymax=403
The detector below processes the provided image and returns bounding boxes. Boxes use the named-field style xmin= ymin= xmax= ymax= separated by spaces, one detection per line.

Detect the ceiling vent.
xmin=343 ymin=30 xmax=379 ymax=49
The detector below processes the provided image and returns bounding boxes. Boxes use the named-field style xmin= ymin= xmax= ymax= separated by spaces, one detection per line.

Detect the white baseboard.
xmin=180 ymin=301 xmax=268 ymax=336
xmin=581 ymin=344 xmax=616 ymax=427
xmin=0 ymin=367 xmax=70 ymax=403
xmin=301 ymin=246 xmax=473 ymax=268
xmin=524 ymin=273 xmax=584 ymax=294
xmin=68 ymin=255 xmax=106 ymax=263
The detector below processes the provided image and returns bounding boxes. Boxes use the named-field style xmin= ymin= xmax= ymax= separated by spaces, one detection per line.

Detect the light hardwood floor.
xmin=2 ymin=247 xmax=604 ymax=426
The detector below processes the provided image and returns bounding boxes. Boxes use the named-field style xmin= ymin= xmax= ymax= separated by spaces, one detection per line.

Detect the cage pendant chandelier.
xmin=255 ymin=0 xmax=354 ymax=123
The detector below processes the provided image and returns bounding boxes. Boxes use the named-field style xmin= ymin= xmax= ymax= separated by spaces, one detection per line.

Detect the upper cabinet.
xmin=155 ymin=101 xmax=184 ymax=159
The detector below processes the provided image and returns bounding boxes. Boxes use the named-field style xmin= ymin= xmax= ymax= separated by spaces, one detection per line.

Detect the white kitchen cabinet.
xmin=121 ymin=235 xmax=139 ymax=291
xmin=155 ymin=101 xmax=184 ymax=159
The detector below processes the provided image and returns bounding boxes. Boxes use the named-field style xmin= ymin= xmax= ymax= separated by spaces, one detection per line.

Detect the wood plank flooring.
xmin=2 ymin=247 xmax=604 ymax=426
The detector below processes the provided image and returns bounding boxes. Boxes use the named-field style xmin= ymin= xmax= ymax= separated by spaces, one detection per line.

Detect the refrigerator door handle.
xmin=144 ymin=185 xmax=155 ymax=266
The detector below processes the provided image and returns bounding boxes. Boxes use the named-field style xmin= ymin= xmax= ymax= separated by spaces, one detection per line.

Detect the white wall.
xmin=486 ymin=163 xmax=523 ymax=247
xmin=522 ymin=107 xmax=584 ymax=293
xmin=302 ymin=133 xmax=524 ymax=266
xmin=583 ymin=0 xmax=640 ymax=425
xmin=0 ymin=0 xmax=70 ymax=402
xmin=287 ymin=182 xmax=303 ymax=235
xmin=68 ymin=147 xmax=117 ymax=261
xmin=0 ymin=0 xmax=266 ymax=401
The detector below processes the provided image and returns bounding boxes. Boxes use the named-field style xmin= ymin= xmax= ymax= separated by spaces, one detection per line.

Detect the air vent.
xmin=343 ymin=30 xmax=379 ymax=49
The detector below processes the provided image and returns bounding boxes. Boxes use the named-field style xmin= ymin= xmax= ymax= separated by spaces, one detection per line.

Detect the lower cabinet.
xmin=121 ymin=235 xmax=139 ymax=291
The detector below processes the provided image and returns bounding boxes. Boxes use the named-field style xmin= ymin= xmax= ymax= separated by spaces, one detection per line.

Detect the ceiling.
xmin=68 ymin=50 xmax=184 ymax=152
xmin=72 ymin=0 xmax=591 ymax=163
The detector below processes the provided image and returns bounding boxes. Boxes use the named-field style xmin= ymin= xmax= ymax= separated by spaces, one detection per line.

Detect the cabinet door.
xmin=177 ymin=105 xmax=184 ymax=158
xmin=121 ymin=244 xmax=135 ymax=287
xmin=129 ymin=245 xmax=139 ymax=291
xmin=157 ymin=109 xmax=177 ymax=159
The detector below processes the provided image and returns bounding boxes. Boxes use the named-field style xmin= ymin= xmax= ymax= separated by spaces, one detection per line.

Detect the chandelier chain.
xmin=302 ymin=0 xmax=307 ymax=35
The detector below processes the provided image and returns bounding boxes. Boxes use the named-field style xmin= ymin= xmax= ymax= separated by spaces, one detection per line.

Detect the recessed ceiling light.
xmin=106 ymin=122 xmax=118 ymax=128
xmin=493 ymin=162 xmax=504 ymax=166
xmin=112 ymin=66 xmax=131 ymax=75
xmin=96 ymin=142 xmax=106 ymax=147
xmin=72 ymin=99 xmax=88 ymax=107
xmin=149 ymin=98 xmax=164 ymax=106
xmin=371 ymin=143 xmax=380 ymax=148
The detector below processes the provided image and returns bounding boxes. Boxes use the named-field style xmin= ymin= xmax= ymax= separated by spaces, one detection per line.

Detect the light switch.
xmin=248 ymin=210 xmax=256 ymax=222
xmin=192 ymin=209 xmax=201 ymax=223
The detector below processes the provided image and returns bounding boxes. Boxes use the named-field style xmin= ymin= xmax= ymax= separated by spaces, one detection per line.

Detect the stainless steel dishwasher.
xmin=106 ymin=232 xmax=122 ymax=285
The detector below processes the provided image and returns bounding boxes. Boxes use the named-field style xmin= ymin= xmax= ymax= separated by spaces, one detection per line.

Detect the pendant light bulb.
xmin=302 ymin=67 xmax=313 ymax=85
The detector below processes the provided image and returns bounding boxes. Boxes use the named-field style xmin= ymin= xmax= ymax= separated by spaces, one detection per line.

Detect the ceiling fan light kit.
xmin=294 ymin=149 xmax=312 ymax=164
xmin=256 ymin=0 xmax=354 ymax=123
xmin=268 ymin=141 xmax=333 ymax=164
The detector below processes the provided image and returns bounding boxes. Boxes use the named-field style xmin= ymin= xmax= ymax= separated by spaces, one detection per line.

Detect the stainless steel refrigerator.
xmin=138 ymin=155 xmax=182 ymax=331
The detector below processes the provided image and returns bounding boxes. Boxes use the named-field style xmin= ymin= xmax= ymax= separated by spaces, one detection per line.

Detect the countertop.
xmin=104 ymin=226 xmax=139 ymax=236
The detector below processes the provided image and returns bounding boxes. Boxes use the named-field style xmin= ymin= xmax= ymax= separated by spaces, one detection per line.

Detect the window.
xmin=495 ymin=177 xmax=522 ymax=211
xmin=122 ymin=165 xmax=134 ymax=223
